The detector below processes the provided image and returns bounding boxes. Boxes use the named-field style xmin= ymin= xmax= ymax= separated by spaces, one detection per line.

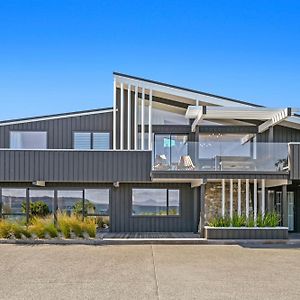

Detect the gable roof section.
xmin=113 ymin=72 xmax=263 ymax=108
xmin=0 ymin=107 xmax=113 ymax=127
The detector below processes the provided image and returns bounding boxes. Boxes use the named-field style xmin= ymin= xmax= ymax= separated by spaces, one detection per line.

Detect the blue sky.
xmin=0 ymin=0 xmax=299 ymax=120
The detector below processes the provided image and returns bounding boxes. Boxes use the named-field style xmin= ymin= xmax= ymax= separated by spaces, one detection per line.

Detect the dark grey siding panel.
xmin=0 ymin=111 xmax=113 ymax=149
xmin=110 ymin=183 xmax=194 ymax=232
xmin=257 ymin=125 xmax=300 ymax=143
xmin=0 ymin=150 xmax=151 ymax=182
xmin=289 ymin=144 xmax=300 ymax=180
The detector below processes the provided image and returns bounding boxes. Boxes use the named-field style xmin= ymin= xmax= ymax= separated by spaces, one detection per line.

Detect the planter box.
xmin=204 ymin=226 xmax=289 ymax=239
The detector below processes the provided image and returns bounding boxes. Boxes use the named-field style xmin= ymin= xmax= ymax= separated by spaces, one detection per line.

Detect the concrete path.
xmin=0 ymin=244 xmax=300 ymax=299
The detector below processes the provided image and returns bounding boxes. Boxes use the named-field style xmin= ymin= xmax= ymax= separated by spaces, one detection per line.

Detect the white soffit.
xmin=185 ymin=106 xmax=300 ymax=120
xmin=280 ymin=116 xmax=300 ymax=130
xmin=114 ymin=74 xmax=256 ymax=108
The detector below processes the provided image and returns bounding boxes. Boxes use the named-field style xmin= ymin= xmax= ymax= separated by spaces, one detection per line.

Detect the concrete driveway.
xmin=0 ymin=244 xmax=299 ymax=299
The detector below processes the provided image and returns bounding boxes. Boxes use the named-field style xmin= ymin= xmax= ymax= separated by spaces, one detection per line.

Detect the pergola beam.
xmin=191 ymin=106 xmax=206 ymax=132
xmin=258 ymin=108 xmax=292 ymax=133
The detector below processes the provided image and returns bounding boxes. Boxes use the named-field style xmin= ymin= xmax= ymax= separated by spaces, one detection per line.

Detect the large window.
xmin=84 ymin=189 xmax=109 ymax=215
xmin=73 ymin=132 xmax=110 ymax=150
xmin=10 ymin=131 xmax=47 ymax=149
xmin=57 ymin=190 xmax=83 ymax=215
xmin=132 ymin=189 xmax=180 ymax=216
xmin=1 ymin=188 xmax=26 ymax=215
xmin=29 ymin=190 xmax=54 ymax=213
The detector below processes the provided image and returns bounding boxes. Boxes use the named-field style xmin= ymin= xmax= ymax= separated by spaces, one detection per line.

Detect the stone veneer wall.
xmin=205 ymin=181 xmax=254 ymax=223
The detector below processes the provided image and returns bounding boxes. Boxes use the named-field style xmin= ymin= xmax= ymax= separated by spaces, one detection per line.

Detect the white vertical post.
xmin=222 ymin=179 xmax=226 ymax=217
xmin=120 ymin=82 xmax=124 ymax=150
xmin=246 ymin=179 xmax=250 ymax=218
xmin=148 ymin=89 xmax=153 ymax=150
xmin=238 ymin=179 xmax=242 ymax=216
xmin=141 ymin=87 xmax=145 ymax=150
xmin=230 ymin=179 xmax=233 ymax=219
xmin=254 ymin=179 xmax=258 ymax=223
xmin=134 ymin=86 xmax=138 ymax=150
xmin=127 ymin=84 xmax=131 ymax=150
xmin=261 ymin=179 xmax=265 ymax=217
xmin=113 ymin=78 xmax=117 ymax=150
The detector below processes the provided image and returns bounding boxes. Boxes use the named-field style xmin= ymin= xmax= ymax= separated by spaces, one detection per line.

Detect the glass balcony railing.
xmin=152 ymin=142 xmax=289 ymax=172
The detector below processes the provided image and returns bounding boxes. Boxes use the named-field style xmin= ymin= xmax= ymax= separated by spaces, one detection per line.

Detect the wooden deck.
xmin=97 ymin=232 xmax=200 ymax=239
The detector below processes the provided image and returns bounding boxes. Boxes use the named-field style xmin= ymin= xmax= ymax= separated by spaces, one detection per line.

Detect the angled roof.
xmin=0 ymin=107 xmax=113 ymax=126
xmin=113 ymin=72 xmax=263 ymax=108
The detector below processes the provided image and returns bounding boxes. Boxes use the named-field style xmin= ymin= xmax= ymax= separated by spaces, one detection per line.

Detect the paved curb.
xmin=0 ymin=238 xmax=298 ymax=246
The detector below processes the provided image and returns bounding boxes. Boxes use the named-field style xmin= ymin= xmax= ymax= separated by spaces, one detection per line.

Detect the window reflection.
xmin=132 ymin=189 xmax=180 ymax=216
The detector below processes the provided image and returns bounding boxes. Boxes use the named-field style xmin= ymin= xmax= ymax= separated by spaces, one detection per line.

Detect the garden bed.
xmin=204 ymin=226 xmax=289 ymax=239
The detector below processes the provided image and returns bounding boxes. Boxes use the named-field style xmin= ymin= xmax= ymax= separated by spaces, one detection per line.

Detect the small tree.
xmin=73 ymin=200 xmax=95 ymax=216
xmin=22 ymin=200 xmax=50 ymax=217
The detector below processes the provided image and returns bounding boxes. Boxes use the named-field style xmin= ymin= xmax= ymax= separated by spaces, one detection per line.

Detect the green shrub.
xmin=0 ymin=220 xmax=12 ymax=238
xmin=44 ymin=222 xmax=58 ymax=238
xmin=28 ymin=217 xmax=57 ymax=238
xmin=208 ymin=215 xmax=231 ymax=227
xmin=82 ymin=218 xmax=96 ymax=238
xmin=22 ymin=200 xmax=50 ymax=217
xmin=256 ymin=213 xmax=264 ymax=227
xmin=73 ymin=200 xmax=95 ymax=216
xmin=11 ymin=223 xmax=31 ymax=239
xmin=209 ymin=212 xmax=280 ymax=228
xmin=231 ymin=214 xmax=246 ymax=227
xmin=246 ymin=215 xmax=255 ymax=227
xmin=263 ymin=212 xmax=281 ymax=227
xmin=57 ymin=212 xmax=71 ymax=238
xmin=69 ymin=217 xmax=84 ymax=237
xmin=28 ymin=218 xmax=46 ymax=238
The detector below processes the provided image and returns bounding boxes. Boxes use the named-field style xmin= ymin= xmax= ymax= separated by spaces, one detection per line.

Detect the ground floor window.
xmin=29 ymin=190 xmax=55 ymax=214
xmin=0 ymin=188 xmax=110 ymax=229
xmin=84 ymin=189 xmax=109 ymax=215
xmin=57 ymin=190 xmax=83 ymax=215
xmin=132 ymin=188 xmax=180 ymax=216
xmin=1 ymin=188 xmax=27 ymax=217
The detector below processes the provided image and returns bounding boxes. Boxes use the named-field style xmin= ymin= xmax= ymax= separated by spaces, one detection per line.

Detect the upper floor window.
xmin=10 ymin=131 xmax=47 ymax=149
xmin=73 ymin=132 xmax=110 ymax=150
xmin=198 ymin=133 xmax=251 ymax=158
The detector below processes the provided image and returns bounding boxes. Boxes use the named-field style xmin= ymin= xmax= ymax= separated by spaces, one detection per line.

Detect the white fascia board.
xmin=258 ymin=108 xmax=292 ymax=133
xmin=241 ymin=134 xmax=255 ymax=144
xmin=114 ymin=75 xmax=253 ymax=108
xmin=186 ymin=106 xmax=284 ymax=120
xmin=0 ymin=109 xmax=113 ymax=127
xmin=191 ymin=106 xmax=206 ymax=132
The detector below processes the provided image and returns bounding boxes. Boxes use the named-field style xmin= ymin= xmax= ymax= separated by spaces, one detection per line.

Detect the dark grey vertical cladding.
xmin=116 ymin=87 xmax=139 ymax=150
xmin=0 ymin=150 xmax=152 ymax=182
xmin=0 ymin=111 xmax=113 ymax=149
xmin=289 ymin=144 xmax=300 ymax=180
xmin=257 ymin=125 xmax=300 ymax=143
xmin=295 ymin=188 xmax=300 ymax=232
xmin=110 ymin=183 xmax=194 ymax=232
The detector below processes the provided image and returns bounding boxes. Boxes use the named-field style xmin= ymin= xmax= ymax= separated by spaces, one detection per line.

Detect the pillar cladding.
xmin=199 ymin=184 xmax=206 ymax=237
xmin=205 ymin=181 xmax=248 ymax=223
xmin=282 ymin=185 xmax=288 ymax=227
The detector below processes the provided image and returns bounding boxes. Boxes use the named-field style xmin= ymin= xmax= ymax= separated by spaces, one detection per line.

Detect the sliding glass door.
xmin=153 ymin=134 xmax=188 ymax=170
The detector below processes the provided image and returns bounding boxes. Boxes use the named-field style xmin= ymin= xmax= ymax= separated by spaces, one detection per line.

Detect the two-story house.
xmin=1 ymin=72 xmax=300 ymax=236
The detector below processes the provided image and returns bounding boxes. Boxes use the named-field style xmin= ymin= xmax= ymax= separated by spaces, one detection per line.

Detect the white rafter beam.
xmin=191 ymin=106 xmax=206 ymax=132
xmin=258 ymin=108 xmax=292 ymax=133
